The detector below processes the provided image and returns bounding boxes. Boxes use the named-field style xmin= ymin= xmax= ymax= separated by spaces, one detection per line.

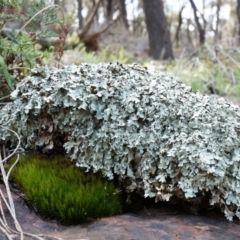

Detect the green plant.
xmin=6 ymin=153 xmax=121 ymax=225
xmin=0 ymin=0 xmax=67 ymax=97
xmin=97 ymin=46 xmax=132 ymax=64
xmin=2 ymin=62 xmax=240 ymax=220
xmin=65 ymin=43 xmax=133 ymax=65
xmin=164 ymin=43 xmax=240 ymax=96
xmin=189 ymin=78 xmax=206 ymax=93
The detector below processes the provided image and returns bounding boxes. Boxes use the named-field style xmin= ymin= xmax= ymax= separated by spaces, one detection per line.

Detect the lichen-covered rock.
xmin=1 ymin=62 xmax=240 ymax=220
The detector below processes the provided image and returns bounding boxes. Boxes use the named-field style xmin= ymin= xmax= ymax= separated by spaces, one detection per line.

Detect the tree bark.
xmin=77 ymin=0 xmax=83 ymax=30
xmin=142 ymin=0 xmax=174 ymax=60
xmin=237 ymin=0 xmax=240 ymax=43
xmin=189 ymin=0 xmax=205 ymax=45
xmin=79 ymin=0 xmax=103 ymax=37
xmin=186 ymin=18 xmax=194 ymax=47
xmin=214 ymin=0 xmax=222 ymax=42
xmin=106 ymin=0 xmax=113 ymax=21
xmin=77 ymin=0 xmax=119 ymax=51
xmin=119 ymin=0 xmax=129 ymax=30
xmin=175 ymin=5 xmax=185 ymax=48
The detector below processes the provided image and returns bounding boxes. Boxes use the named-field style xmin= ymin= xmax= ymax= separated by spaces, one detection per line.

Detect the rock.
xmin=1 ymin=184 xmax=240 ymax=240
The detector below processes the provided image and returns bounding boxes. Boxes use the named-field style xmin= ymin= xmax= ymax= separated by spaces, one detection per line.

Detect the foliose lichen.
xmin=1 ymin=62 xmax=240 ymax=220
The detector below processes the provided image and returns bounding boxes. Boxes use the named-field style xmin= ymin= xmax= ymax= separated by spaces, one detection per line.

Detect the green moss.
xmin=7 ymin=154 xmax=121 ymax=225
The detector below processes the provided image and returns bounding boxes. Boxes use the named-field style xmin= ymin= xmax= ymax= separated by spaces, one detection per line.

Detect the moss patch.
xmin=6 ymin=154 xmax=121 ymax=225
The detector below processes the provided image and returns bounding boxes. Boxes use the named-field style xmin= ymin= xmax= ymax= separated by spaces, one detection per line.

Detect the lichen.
xmin=1 ymin=62 xmax=240 ymax=220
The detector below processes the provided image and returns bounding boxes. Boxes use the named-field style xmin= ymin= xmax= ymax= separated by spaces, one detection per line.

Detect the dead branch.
xmin=78 ymin=0 xmax=103 ymax=38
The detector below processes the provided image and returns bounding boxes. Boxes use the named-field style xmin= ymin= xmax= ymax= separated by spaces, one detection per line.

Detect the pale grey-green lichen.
xmin=1 ymin=62 xmax=240 ymax=220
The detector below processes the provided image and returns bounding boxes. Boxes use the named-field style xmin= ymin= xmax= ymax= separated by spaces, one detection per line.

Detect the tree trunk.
xmin=187 ymin=18 xmax=194 ymax=47
xmin=175 ymin=5 xmax=185 ymax=48
xmin=77 ymin=0 xmax=83 ymax=30
xmin=214 ymin=0 xmax=222 ymax=42
xmin=142 ymin=0 xmax=174 ymax=60
xmin=77 ymin=0 xmax=119 ymax=52
xmin=119 ymin=0 xmax=129 ymax=30
xmin=237 ymin=0 xmax=240 ymax=43
xmin=189 ymin=0 xmax=205 ymax=45
xmin=106 ymin=0 xmax=113 ymax=21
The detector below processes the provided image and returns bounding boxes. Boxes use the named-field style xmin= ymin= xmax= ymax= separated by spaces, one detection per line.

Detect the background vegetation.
xmin=1 ymin=0 xmax=240 ymax=103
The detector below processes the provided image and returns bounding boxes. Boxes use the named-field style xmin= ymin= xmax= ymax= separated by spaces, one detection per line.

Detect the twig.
xmin=0 ymin=95 xmax=10 ymax=101
xmin=205 ymin=44 xmax=229 ymax=78
xmin=0 ymin=126 xmax=62 ymax=240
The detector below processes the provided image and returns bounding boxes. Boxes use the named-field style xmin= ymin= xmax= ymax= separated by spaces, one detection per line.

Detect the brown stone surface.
xmin=1 ymin=184 xmax=240 ymax=240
